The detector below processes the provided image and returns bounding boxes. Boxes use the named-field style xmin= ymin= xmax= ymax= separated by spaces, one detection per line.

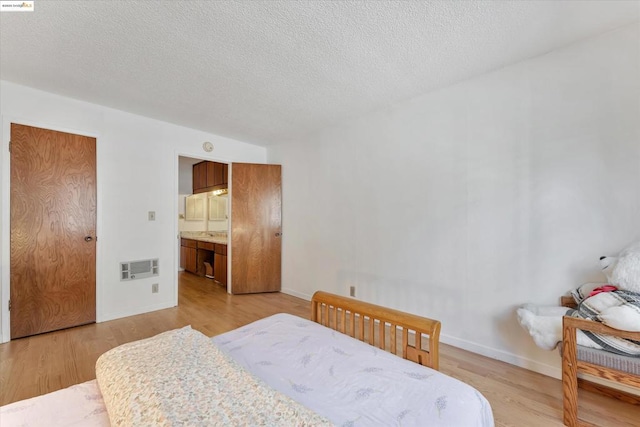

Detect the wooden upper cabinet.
xmin=193 ymin=162 xmax=208 ymax=193
xmin=206 ymin=162 xmax=216 ymax=188
xmin=193 ymin=161 xmax=228 ymax=194
xmin=207 ymin=161 xmax=225 ymax=187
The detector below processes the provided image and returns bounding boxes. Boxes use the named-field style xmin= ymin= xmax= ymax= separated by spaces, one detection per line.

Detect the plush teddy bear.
xmin=517 ymin=241 xmax=640 ymax=355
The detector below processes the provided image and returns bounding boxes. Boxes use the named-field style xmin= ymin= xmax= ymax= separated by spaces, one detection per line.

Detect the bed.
xmin=0 ymin=291 xmax=494 ymax=426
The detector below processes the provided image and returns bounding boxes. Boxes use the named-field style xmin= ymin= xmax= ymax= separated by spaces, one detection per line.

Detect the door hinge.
xmin=8 ymin=141 xmax=11 ymax=152
xmin=8 ymin=299 xmax=11 ymax=311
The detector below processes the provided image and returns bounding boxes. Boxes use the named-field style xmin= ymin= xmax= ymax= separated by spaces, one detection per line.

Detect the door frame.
xmin=173 ymin=150 xmax=232 ymax=302
xmin=1 ymin=117 xmax=102 ymax=343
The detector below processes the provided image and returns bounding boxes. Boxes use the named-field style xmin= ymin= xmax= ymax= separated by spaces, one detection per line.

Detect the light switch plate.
xmin=148 ymin=211 xmax=156 ymax=221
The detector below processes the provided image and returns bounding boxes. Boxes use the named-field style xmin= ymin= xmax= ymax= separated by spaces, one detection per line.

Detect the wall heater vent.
xmin=121 ymin=259 xmax=159 ymax=281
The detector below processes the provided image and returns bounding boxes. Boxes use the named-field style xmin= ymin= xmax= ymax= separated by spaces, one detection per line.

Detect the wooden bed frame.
xmin=560 ymin=296 xmax=640 ymax=426
xmin=311 ymin=291 xmax=441 ymax=370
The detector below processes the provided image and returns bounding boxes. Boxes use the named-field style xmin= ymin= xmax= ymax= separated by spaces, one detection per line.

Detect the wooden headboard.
xmin=311 ymin=291 xmax=441 ymax=370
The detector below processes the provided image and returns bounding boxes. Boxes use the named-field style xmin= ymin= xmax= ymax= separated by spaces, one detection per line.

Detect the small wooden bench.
xmin=561 ymin=296 xmax=640 ymax=426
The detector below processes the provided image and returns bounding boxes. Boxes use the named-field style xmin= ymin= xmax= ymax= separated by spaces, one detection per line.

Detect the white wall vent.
xmin=121 ymin=259 xmax=159 ymax=281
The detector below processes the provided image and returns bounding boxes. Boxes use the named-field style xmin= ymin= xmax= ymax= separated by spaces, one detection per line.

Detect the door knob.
xmin=275 ymin=232 xmax=282 ymax=237
xmin=84 ymin=236 xmax=93 ymax=242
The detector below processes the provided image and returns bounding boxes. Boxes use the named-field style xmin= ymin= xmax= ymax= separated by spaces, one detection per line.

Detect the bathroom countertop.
xmin=180 ymin=231 xmax=227 ymax=245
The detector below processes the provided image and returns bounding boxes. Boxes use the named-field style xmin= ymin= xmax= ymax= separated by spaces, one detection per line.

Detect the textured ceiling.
xmin=1 ymin=1 xmax=638 ymax=146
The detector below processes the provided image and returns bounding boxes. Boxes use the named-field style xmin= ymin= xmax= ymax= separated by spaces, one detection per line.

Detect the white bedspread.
xmin=0 ymin=380 xmax=109 ymax=426
xmin=212 ymin=313 xmax=494 ymax=427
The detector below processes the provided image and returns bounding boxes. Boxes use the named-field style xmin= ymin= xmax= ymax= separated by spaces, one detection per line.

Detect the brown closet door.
xmin=231 ymin=163 xmax=281 ymax=294
xmin=10 ymin=123 xmax=97 ymax=339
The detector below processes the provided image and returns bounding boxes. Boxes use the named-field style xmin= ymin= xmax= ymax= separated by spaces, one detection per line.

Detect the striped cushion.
xmin=577 ymin=345 xmax=640 ymax=375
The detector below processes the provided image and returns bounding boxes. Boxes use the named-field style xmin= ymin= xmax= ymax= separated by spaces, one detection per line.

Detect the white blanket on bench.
xmin=569 ymin=288 xmax=640 ymax=356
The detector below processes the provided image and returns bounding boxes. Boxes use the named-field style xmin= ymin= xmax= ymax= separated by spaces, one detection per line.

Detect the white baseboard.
xmin=99 ymin=301 xmax=176 ymax=323
xmin=426 ymin=334 xmax=640 ymax=396
xmin=440 ymin=333 xmax=562 ymax=379
xmin=281 ymin=287 xmax=312 ymax=301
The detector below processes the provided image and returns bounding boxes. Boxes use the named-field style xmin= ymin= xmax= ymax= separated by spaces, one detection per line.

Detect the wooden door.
xmin=180 ymin=239 xmax=198 ymax=274
xmin=214 ymin=244 xmax=228 ymax=286
xmin=214 ymin=253 xmax=226 ymax=286
xmin=230 ymin=163 xmax=281 ymax=294
xmin=221 ymin=255 xmax=227 ymax=286
xmin=10 ymin=123 xmax=97 ymax=339
xmin=180 ymin=245 xmax=186 ymax=269
xmin=185 ymin=247 xmax=197 ymax=274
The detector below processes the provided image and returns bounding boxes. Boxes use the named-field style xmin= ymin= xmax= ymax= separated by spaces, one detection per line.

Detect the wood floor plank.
xmin=1 ymin=272 xmax=638 ymax=425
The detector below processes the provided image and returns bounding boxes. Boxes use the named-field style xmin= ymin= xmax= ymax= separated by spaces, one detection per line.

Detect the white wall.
xmin=0 ymin=81 xmax=266 ymax=342
xmin=269 ymin=24 xmax=640 ymax=378
xmin=207 ymin=218 xmax=229 ymax=232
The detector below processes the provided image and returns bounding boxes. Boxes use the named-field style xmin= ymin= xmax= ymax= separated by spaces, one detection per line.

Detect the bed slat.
xmin=323 ymin=304 xmax=329 ymax=327
xmin=402 ymin=329 xmax=408 ymax=359
xmin=368 ymin=316 xmax=374 ymax=346
xmin=390 ymin=323 xmax=397 ymax=355
xmin=350 ymin=312 xmax=356 ymax=337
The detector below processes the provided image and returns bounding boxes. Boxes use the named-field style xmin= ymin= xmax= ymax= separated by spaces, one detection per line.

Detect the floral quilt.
xmin=95 ymin=325 xmax=332 ymax=426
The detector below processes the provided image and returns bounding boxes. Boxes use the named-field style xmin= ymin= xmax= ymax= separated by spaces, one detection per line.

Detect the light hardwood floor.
xmin=1 ymin=272 xmax=638 ymax=425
